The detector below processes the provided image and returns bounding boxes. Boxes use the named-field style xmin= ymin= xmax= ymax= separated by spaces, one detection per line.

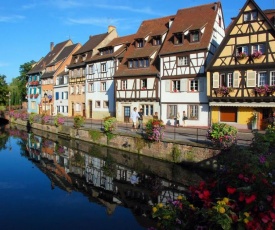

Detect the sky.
xmin=0 ymin=0 xmax=274 ymax=83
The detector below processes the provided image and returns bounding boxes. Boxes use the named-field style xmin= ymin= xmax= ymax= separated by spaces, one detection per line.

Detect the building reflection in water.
xmin=10 ymin=128 xmax=203 ymax=228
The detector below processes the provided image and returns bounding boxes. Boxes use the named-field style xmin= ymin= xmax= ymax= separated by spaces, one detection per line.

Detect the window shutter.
xmin=165 ymin=80 xmax=170 ymax=92
xmin=233 ymin=72 xmax=239 ymax=88
xmin=199 ymin=78 xmax=204 ymax=92
xmin=213 ymin=73 xmax=219 ymax=88
xmin=180 ymin=79 xmax=188 ymax=92
xmin=247 ymin=71 xmax=256 ymax=87
xmin=56 ymin=92 xmax=59 ymax=100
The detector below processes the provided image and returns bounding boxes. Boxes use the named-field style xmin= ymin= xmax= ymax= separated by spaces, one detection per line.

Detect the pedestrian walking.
xmin=130 ymin=107 xmax=140 ymax=131
xmin=175 ymin=112 xmax=180 ymax=127
xmin=138 ymin=108 xmax=143 ymax=129
xmin=182 ymin=111 xmax=187 ymax=126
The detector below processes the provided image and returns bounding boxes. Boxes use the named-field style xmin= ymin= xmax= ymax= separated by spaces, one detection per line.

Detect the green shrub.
xmin=103 ymin=116 xmax=117 ymax=132
xmin=88 ymin=129 xmax=102 ymax=141
xmin=73 ymin=115 xmax=85 ymax=129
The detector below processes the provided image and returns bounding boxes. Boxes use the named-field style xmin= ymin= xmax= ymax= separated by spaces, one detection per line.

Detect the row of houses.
xmin=27 ymin=0 xmax=275 ymax=130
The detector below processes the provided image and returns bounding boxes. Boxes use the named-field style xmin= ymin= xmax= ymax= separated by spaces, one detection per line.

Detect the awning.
xmin=209 ymin=102 xmax=275 ymax=107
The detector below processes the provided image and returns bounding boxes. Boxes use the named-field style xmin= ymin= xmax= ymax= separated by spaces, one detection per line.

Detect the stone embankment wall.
xmin=12 ymin=119 xmax=220 ymax=169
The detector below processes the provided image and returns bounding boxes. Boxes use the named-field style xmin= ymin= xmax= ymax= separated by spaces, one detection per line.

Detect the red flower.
xmin=239 ymin=192 xmax=245 ymax=202
xmin=245 ymin=194 xmax=257 ymax=204
xmin=227 ymin=186 xmax=236 ymax=194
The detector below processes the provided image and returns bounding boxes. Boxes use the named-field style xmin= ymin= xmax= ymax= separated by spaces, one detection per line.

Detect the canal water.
xmin=0 ymin=125 xmax=205 ymax=230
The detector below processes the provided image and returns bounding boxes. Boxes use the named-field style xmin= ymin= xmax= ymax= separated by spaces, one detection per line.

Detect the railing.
xmin=13 ymin=113 xmax=254 ymax=147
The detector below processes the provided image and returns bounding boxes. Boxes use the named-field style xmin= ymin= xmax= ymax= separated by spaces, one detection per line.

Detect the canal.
xmin=0 ymin=124 xmax=206 ymax=230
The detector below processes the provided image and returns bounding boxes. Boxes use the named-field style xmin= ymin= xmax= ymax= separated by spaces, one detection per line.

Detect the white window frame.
xmin=172 ymin=80 xmax=180 ymax=92
xmin=101 ymin=63 xmax=107 ymax=72
xmin=189 ymin=79 xmax=198 ymax=91
xmin=141 ymin=104 xmax=154 ymax=116
xmin=167 ymin=105 xmax=177 ymax=119
xmin=101 ymin=82 xmax=107 ymax=91
xmin=122 ymin=80 xmax=127 ymax=90
xmin=258 ymin=72 xmax=267 ymax=86
xmin=178 ymin=56 xmax=188 ymax=66
xmin=188 ymin=105 xmax=199 ymax=120
xmin=89 ymin=83 xmax=94 ymax=92
xmin=270 ymin=71 xmax=275 ymax=86
xmin=227 ymin=73 xmax=233 ymax=87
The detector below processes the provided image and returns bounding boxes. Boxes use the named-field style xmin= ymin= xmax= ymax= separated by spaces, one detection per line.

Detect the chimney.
xmin=50 ymin=42 xmax=54 ymax=51
xmin=108 ymin=25 xmax=116 ymax=33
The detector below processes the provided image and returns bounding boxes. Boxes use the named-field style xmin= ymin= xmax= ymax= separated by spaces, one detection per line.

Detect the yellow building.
xmin=207 ymin=0 xmax=275 ymax=130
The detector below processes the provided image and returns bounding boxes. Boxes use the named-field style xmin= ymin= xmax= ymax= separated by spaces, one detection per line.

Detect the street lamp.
xmin=44 ymin=92 xmax=47 ymax=114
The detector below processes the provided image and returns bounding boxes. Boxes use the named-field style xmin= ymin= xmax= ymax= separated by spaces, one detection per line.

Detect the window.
xmin=136 ymin=39 xmax=144 ymax=48
xmin=244 ymin=11 xmax=258 ymax=22
xmin=57 ymin=106 xmax=60 ymax=113
xmin=227 ymin=73 xmax=233 ymax=87
xmin=178 ymin=56 xmax=188 ymax=66
xmin=70 ymin=86 xmax=74 ymax=94
xmin=172 ymin=80 xmax=180 ymax=92
xmin=82 ymin=85 xmax=85 ymax=94
xmin=141 ymin=79 xmax=147 ymax=89
xmin=218 ymin=16 xmax=222 ymax=27
xmin=190 ymin=80 xmax=198 ymax=91
xmin=167 ymin=105 xmax=177 ymax=119
xmin=75 ymin=103 xmax=81 ymax=112
xmin=258 ymin=72 xmax=267 ymax=86
xmin=64 ymin=91 xmax=68 ymax=99
xmin=76 ymin=85 xmax=79 ymax=94
xmin=252 ymin=44 xmax=265 ymax=54
xmin=141 ymin=105 xmax=153 ymax=116
xmin=95 ymin=101 xmax=101 ymax=108
xmin=55 ymin=92 xmax=59 ymax=100
xmin=188 ymin=105 xmax=198 ymax=120
xmin=89 ymin=83 xmax=94 ymax=92
xmin=101 ymin=82 xmax=106 ymax=91
xmin=128 ymin=59 xmax=149 ymax=68
xmin=270 ymin=71 xmax=275 ymax=85
xmin=101 ymin=63 xmax=107 ymax=72
xmin=174 ymin=33 xmax=183 ymax=45
xmin=190 ymin=31 xmax=200 ymax=42
xmin=103 ymin=101 xmax=109 ymax=108
xmin=121 ymin=80 xmax=127 ymax=90
xmin=153 ymin=36 xmax=161 ymax=46
xmin=64 ymin=76 xmax=68 ymax=84
xmin=88 ymin=64 xmax=94 ymax=74
xmin=236 ymin=46 xmax=248 ymax=56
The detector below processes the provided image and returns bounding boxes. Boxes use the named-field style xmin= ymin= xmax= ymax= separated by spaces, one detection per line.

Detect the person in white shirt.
xmin=130 ymin=107 xmax=140 ymax=131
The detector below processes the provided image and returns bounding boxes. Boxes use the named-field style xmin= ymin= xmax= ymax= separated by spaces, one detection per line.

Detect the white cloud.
xmin=67 ymin=17 xmax=121 ymax=26
xmin=95 ymin=4 xmax=158 ymax=15
xmin=0 ymin=15 xmax=25 ymax=23
xmin=0 ymin=62 xmax=9 ymax=67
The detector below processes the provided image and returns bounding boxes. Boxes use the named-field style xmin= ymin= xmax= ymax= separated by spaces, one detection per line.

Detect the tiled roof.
xmin=28 ymin=40 xmax=72 ymax=74
xmin=115 ymin=15 xmax=173 ymax=78
xmin=89 ymin=34 xmax=135 ymax=62
xmin=73 ymin=33 xmax=109 ymax=55
xmin=41 ymin=71 xmax=55 ymax=79
xmin=159 ymin=2 xmax=220 ymax=55
xmin=47 ymin=44 xmax=80 ymax=66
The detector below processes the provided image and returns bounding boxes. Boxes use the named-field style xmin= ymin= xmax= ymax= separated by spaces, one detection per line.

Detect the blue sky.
xmin=0 ymin=0 xmax=273 ymax=83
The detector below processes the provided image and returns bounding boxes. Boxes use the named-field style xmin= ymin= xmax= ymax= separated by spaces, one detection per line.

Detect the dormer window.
xmin=136 ymin=39 xmax=144 ymax=48
xmin=99 ymin=47 xmax=114 ymax=55
xmin=82 ymin=54 xmax=87 ymax=61
xmin=190 ymin=30 xmax=200 ymax=42
xmin=244 ymin=10 xmax=258 ymax=22
xmin=174 ymin=33 xmax=183 ymax=45
xmin=153 ymin=36 xmax=161 ymax=46
xmin=128 ymin=58 xmax=149 ymax=69
xmin=74 ymin=56 xmax=78 ymax=63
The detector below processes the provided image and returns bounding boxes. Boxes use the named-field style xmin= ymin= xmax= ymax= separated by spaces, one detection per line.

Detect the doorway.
xmin=258 ymin=108 xmax=271 ymax=130
xmin=124 ymin=106 xmax=130 ymax=122
xmin=82 ymin=103 xmax=86 ymax=117
xmin=89 ymin=101 xmax=92 ymax=118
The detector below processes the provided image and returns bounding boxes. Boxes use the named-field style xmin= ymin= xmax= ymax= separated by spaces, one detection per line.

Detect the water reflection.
xmin=6 ymin=125 xmax=205 ymax=229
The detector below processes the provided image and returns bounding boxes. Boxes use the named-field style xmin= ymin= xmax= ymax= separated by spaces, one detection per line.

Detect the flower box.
xmin=30 ymin=94 xmax=34 ymax=99
xmin=214 ymin=86 xmax=233 ymax=96
xmin=34 ymin=94 xmax=39 ymax=99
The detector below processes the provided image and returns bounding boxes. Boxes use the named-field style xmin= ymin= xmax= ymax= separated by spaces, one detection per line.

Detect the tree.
xmin=16 ymin=60 xmax=36 ymax=102
xmin=0 ymin=75 xmax=9 ymax=106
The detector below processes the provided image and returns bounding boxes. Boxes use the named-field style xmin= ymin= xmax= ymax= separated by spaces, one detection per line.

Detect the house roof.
xmin=73 ymin=33 xmax=109 ymax=55
xmin=89 ymin=34 xmax=135 ymax=62
xmin=114 ymin=15 xmax=173 ymax=78
xmin=28 ymin=40 xmax=72 ymax=74
xmin=47 ymin=44 xmax=80 ymax=66
xmin=159 ymin=2 xmax=221 ymax=56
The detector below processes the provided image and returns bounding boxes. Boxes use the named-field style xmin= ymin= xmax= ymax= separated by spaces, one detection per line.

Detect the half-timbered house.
xmin=27 ymin=40 xmax=73 ymax=114
xmin=159 ymin=2 xmax=225 ymax=126
xmin=67 ymin=26 xmax=118 ymax=117
xmin=114 ymin=16 xmax=174 ymax=123
xmin=207 ymin=0 xmax=275 ymax=130
xmin=86 ymin=34 xmax=135 ymax=119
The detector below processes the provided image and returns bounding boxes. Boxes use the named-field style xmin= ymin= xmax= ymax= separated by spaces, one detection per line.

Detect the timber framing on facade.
xmin=207 ymin=0 xmax=275 ymax=130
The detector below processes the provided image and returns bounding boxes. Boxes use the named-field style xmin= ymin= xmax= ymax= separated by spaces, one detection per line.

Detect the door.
xmin=51 ymin=104 xmax=54 ymax=115
xmin=89 ymin=101 xmax=92 ymax=118
xmin=82 ymin=103 xmax=86 ymax=117
xmin=72 ymin=102 xmax=74 ymax=117
xmin=124 ymin=106 xmax=130 ymax=122
xmin=220 ymin=107 xmax=237 ymax=122
xmin=259 ymin=108 xmax=271 ymax=130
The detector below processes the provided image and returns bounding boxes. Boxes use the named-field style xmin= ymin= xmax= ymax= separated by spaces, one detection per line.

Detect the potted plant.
xmin=103 ymin=116 xmax=117 ymax=132
xmin=251 ymin=50 xmax=262 ymax=59
xmin=236 ymin=52 xmax=247 ymax=59
xmin=73 ymin=115 xmax=85 ymax=128
xmin=145 ymin=119 xmax=165 ymax=142
xmin=54 ymin=114 xmax=65 ymax=127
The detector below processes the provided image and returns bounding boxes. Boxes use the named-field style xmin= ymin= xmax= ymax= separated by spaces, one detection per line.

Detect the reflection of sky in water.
xmin=0 ymin=136 xmax=145 ymax=230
